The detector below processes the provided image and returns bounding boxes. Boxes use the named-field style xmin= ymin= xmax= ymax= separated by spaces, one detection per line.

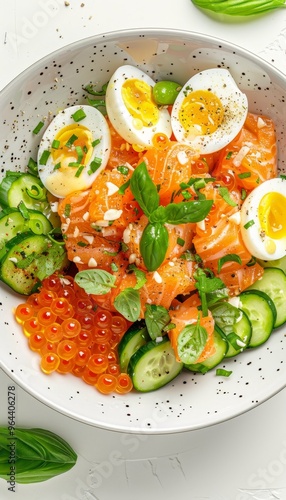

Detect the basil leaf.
xmin=130 ymin=162 xmax=159 ymax=216
xmin=144 ymin=304 xmax=171 ymax=340
xmin=191 ymin=0 xmax=286 ymax=16
xmin=114 ymin=288 xmax=141 ymax=322
xmin=0 ymin=427 xmax=77 ymax=484
xmin=128 ymin=264 xmax=147 ymax=290
xmin=177 ymin=322 xmax=208 ymax=364
xmin=140 ymin=222 xmax=169 ymax=272
xmin=74 ymin=269 xmax=116 ymax=295
xmin=218 ymin=187 xmax=237 ymax=207
xmin=148 ymin=205 xmax=168 ymax=224
xmin=164 ymin=199 xmax=213 ymax=224
xmin=217 ymin=253 xmax=242 ymax=273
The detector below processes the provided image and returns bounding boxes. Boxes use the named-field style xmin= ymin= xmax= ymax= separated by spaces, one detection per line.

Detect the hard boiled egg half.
xmin=171 ymin=68 xmax=248 ymax=154
xmin=105 ymin=65 xmax=172 ymax=148
xmin=241 ymin=177 xmax=286 ymax=260
xmin=38 ymin=105 xmax=111 ymax=198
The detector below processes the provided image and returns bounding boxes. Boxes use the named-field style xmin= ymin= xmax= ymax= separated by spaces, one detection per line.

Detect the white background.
xmin=1 ymin=1 xmax=286 ymax=499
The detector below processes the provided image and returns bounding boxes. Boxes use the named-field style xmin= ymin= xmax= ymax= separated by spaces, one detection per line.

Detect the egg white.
xmin=105 ymin=65 xmax=172 ymax=148
xmin=241 ymin=177 xmax=286 ymax=261
xmin=38 ymin=105 xmax=111 ymax=198
xmin=171 ymin=68 xmax=248 ymax=154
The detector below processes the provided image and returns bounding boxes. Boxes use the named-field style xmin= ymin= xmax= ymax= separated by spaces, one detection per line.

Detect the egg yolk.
xmin=121 ymin=78 xmax=159 ymax=129
xmin=51 ymin=124 xmax=93 ymax=169
xmin=258 ymin=192 xmax=286 ymax=240
xmin=178 ymin=89 xmax=224 ymax=137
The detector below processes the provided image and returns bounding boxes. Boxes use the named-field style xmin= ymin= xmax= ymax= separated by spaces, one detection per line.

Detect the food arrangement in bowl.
xmin=1 ymin=29 xmax=286 ymax=433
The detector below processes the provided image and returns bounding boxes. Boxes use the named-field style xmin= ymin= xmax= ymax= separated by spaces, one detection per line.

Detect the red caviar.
xmin=15 ymin=273 xmax=133 ymax=394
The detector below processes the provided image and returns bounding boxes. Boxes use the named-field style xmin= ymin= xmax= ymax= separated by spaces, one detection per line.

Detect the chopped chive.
xmin=77 ymin=241 xmax=88 ymax=247
xmin=39 ymin=150 xmax=51 ymax=165
xmin=241 ymin=188 xmax=247 ymax=200
xmin=71 ymin=108 xmax=86 ymax=122
xmin=121 ymin=242 xmax=129 ymax=252
xmin=246 ymin=256 xmax=257 ymax=267
xmin=32 ymin=121 xmax=44 ymax=135
xmin=68 ymin=162 xmax=80 ymax=167
xmin=92 ymin=138 xmax=101 ymax=147
xmin=83 ymin=145 xmax=88 ymax=154
xmin=111 ymin=262 xmax=118 ymax=272
xmin=54 ymin=162 xmax=61 ymax=170
xmin=18 ymin=200 xmax=30 ymax=220
xmin=180 ymin=182 xmax=189 ymax=189
xmin=27 ymin=157 xmax=38 ymax=175
xmin=280 ymin=174 xmax=286 ymax=180
xmin=216 ymin=368 xmax=232 ymax=377
xmin=104 ymin=250 xmax=119 ymax=256
xmin=226 ymin=151 xmax=233 ymax=160
xmin=88 ymin=157 xmax=102 ymax=174
xmin=75 ymin=145 xmax=84 ymax=164
xmin=181 ymin=190 xmax=191 ymax=200
xmin=52 ymin=139 xmax=60 ymax=149
xmin=177 ymin=237 xmax=185 ymax=247
xmin=75 ymin=165 xmax=85 ymax=177
xmin=118 ymin=179 xmax=130 ymax=195
xmin=64 ymin=204 xmax=71 ymax=217
xmin=238 ymin=172 xmax=251 ymax=179
xmin=244 ymin=219 xmax=255 ymax=229
xmin=117 ymin=165 xmax=129 ymax=176
xmin=65 ymin=134 xmax=78 ymax=148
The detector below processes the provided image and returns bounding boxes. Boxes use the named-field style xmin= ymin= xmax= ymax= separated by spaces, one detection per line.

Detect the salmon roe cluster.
xmin=14 ymin=273 xmax=133 ymax=395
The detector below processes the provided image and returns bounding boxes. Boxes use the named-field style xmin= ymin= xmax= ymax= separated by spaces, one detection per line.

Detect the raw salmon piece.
xmin=142 ymin=141 xmax=210 ymax=205
xmin=107 ymin=119 xmax=142 ymax=169
xmin=88 ymin=168 xmax=142 ymax=241
xmin=218 ymin=261 xmax=264 ymax=296
xmin=213 ymin=112 xmax=277 ymax=191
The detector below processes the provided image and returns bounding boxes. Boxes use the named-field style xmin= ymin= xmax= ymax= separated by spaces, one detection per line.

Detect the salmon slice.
xmin=218 ymin=261 xmax=264 ymax=296
xmin=213 ymin=112 xmax=277 ymax=191
xmin=142 ymin=140 xmax=213 ymax=205
xmin=169 ymin=294 xmax=215 ymax=363
xmin=107 ymin=119 xmax=142 ymax=169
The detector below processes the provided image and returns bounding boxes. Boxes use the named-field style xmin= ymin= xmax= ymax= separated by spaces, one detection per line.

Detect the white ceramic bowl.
xmin=1 ymin=28 xmax=286 ymax=434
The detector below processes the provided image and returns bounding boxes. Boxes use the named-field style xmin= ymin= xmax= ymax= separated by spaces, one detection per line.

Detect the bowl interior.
xmin=1 ymin=28 xmax=286 ymax=433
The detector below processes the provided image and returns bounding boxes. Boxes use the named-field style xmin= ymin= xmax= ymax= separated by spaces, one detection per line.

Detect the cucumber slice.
xmin=0 ymin=231 xmax=68 ymax=295
xmin=0 ymin=209 xmax=53 ymax=249
xmin=257 ymin=255 xmax=286 ymax=274
xmin=0 ymin=173 xmax=48 ymax=212
xmin=118 ymin=320 xmax=150 ymax=372
xmin=211 ymin=303 xmax=252 ymax=358
xmin=239 ymin=290 xmax=276 ymax=347
xmin=184 ymin=325 xmax=228 ymax=373
xmin=247 ymin=267 xmax=286 ymax=328
xmin=128 ymin=338 xmax=183 ymax=392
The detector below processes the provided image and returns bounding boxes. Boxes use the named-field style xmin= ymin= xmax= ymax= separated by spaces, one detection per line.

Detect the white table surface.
xmin=1 ymin=1 xmax=286 ymax=499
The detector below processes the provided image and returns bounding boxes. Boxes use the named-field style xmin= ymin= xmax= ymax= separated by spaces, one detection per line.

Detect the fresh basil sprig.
xmin=114 ymin=288 xmax=141 ymax=322
xmin=0 ymin=427 xmax=77 ymax=484
xmin=194 ymin=268 xmax=226 ymax=317
xmin=130 ymin=161 xmax=159 ymax=216
xmin=177 ymin=321 xmax=208 ymax=364
xmin=144 ymin=304 xmax=171 ymax=340
xmin=74 ymin=269 xmax=116 ymax=295
xmin=191 ymin=0 xmax=286 ymax=16
xmin=130 ymin=162 xmax=213 ymax=272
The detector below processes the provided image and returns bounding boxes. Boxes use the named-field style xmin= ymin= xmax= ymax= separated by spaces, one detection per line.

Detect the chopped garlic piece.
xmin=106 ymin=182 xmax=119 ymax=196
xmin=8 ymin=257 xmax=18 ymax=263
xmin=50 ymin=201 xmax=59 ymax=212
xmin=197 ymin=219 xmax=206 ymax=231
xmin=123 ymin=226 xmax=131 ymax=244
xmin=257 ymin=117 xmax=267 ymax=129
xmin=73 ymin=226 xmax=79 ymax=238
xmin=104 ymin=209 xmax=123 ymax=221
xmin=129 ymin=253 xmax=137 ymax=264
xmin=233 ymin=146 xmax=250 ymax=167
xmin=153 ymin=271 xmax=163 ymax=284
xmin=73 ymin=256 xmax=83 ymax=264
xmin=88 ymin=257 xmax=98 ymax=268
xmin=82 ymin=211 xmax=90 ymax=221
xmin=83 ymin=234 xmax=94 ymax=245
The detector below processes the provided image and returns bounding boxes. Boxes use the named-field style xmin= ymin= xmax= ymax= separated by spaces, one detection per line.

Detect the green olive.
xmin=152 ymin=81 xmax=182 ymax=106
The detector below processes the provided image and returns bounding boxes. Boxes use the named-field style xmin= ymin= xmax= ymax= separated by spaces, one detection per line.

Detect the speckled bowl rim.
xmin=1 ymin=27 xmax=286 ymax=434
